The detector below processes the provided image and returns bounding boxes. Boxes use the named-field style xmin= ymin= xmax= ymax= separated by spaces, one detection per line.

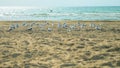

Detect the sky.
xmin=0 ymin=0 xmax=120 ymax=8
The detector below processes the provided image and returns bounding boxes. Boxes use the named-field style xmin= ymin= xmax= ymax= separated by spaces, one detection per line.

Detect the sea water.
xmin=0 ymin=6 xmax=120 ymax=21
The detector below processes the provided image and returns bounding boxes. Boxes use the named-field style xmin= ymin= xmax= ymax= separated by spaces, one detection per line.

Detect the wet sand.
xmin=0 ymin=21 xmax=120 ymax=68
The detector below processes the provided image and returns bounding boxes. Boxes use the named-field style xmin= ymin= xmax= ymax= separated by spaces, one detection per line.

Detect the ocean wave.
xmin=24 ymin=13 xmax=120 ymax=17
xmin=1 ymin=12 xmax=120 ymax=17
xmin=0 ymin=13 xmax=120 ymax=17
xmin=0 ymin=6 xmax=120 ymax=21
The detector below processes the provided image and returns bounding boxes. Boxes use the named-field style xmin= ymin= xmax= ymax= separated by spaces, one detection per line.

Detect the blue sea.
xmin=0 ymin=6 xmax=120 ymax=21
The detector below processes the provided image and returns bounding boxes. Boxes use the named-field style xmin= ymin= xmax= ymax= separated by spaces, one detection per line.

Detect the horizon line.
xmin=0 ymin=5 xmax=120 ymax=8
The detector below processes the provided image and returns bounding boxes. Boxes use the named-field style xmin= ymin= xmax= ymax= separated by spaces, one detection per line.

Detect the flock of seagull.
xmin=7 ymin=22 xmax=102 ymax=32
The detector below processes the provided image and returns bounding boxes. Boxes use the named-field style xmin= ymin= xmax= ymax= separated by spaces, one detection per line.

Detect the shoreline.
xmin=0 ymin=20 xmax=120 ymax=22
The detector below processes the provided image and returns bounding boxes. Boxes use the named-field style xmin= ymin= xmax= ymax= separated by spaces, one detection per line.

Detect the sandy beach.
xmin=0 ymin=21 xmax=120 ymax=68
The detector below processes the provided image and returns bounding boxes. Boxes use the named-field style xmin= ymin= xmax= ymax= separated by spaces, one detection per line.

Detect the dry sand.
xmin=0 ymin=21 xmax=120 ymax=68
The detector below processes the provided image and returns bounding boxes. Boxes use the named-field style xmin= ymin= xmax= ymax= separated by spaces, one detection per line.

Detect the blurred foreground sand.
xmin=0 ymin=21 xmax=120 ymax=68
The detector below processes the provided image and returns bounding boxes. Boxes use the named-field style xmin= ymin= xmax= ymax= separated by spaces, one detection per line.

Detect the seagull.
xmin=7 ymin=27 xmax=13 ymax=32
xmin=70 ymin=25 xmax=75 ymax=30
xmin=22 ymin=22 xmax=27 ymax=26
xmin=10 ymin=24 xmax=15 ymax=29
xmin=30 ymin=22 xmax=36 ymax=27
xmin=80 ymin=24 xmax=84 ymax=28
xmin=95 ymin=26 xmax=101 ymax=30
xmin=67 ymin=29 xmax=71 ymax=32
xmin=15 ymin=24 xmax=19 ymax=28
xmin=7 ymin=24 xmax=15 ymax=32
xmin=90 ymin=23 xmax=96 ymax=28
xmin=78 ymin=22 xmax=81 ymax=26
xmin=58 ymin=23 xmax=61 ymax=28
xmin=48 ymin=28 xmax=52 ymax=32
xmin=62 ymin=23 xmax=67 ymax=28
xmin=27 ymin=27 xmax=32 ymax=31
xmin=52 ymin=23 xmax=54 ymax=27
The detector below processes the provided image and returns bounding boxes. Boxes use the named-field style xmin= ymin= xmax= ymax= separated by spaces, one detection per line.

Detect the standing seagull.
xmin=7 ymin=24 xmax=15 ymax=32
xmin=62 ymin=23 xmax=67 ymax=28
xmin=27 ymin=27 xmax=32 ymax=31
xmin=90 ymin=23 xmax=96 ymax=28
xmin=95 ymin=26 xmax=101 ymax=30
xmin=15 ymin=24 xmax=19 ymax=28
xmin=48 ymin=28 xmax=52 ymax=32
xmin=80 ymin=24 xmax=84 ymax=28
xmin=58 ymin=23 xmax=61 ymax=28
xmin=22 ymin=22 xmax=27 ymax=26
xmin=52 ymin=22 xmax=54 ymax=27
xmin=8 ymin=27 xmax=13 ymax=32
